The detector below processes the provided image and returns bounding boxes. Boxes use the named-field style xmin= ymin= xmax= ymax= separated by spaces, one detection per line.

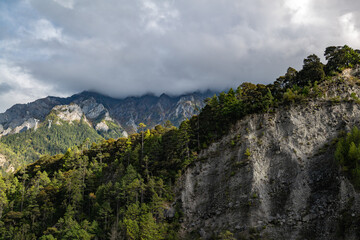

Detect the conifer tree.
xmin=0 ymin=175 xmax=7 ymax=219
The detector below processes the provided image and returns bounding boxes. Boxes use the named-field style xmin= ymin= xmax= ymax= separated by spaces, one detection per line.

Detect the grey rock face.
xmin=53 ymin=104 xmax=86 ymax=124
xmin=108 ymin=92 xmax=212 ymax=133
xmin=178 ymin=101 xmax=360 ymax=240
xmin=95 ymin=121 xmax=109 ymax=132
xmin=75 ymin=98 xmax=109 ymax=120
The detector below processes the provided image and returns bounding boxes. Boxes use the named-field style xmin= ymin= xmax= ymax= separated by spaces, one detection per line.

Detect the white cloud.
xmin=52 ymin=0 xmax=74 ymax=9
xmin=17 ymin=18 xmax=64 ymax=42
xmin=285 ymin=0 xmax=324 ymax=25
xmin=141 ymin=0 xmax=179 ymax=34
xmin=32 ymin=19 xmax=63 ymax=41
xmin=0 ymin=59 xmax=59 ymax=112
xmin=339 ymin=12 xmax=360 ymax=46
xmin=1 ymin=0 xmax=360 ymax=111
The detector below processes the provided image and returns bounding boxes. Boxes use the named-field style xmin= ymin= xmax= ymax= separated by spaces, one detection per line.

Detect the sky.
xmin=0 ymin=0 xmax=360 ymax=112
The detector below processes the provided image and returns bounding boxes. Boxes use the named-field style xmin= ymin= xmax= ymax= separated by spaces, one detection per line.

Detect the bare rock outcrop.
xmin=179 ymin=101 xmax=360 ymax=239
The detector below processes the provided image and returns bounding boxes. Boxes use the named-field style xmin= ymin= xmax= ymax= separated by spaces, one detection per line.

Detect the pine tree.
xmin=138 ymin=123 xmax=147 ymax=167
xmin=0 ymin=175 xmax=7 ymax=219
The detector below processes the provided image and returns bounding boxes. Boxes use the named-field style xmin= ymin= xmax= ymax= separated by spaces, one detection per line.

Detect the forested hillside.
xmin=0 ymin=45 xmax=360 ymax=239
xmin=0 ymin=118 xmax=102 ymax=168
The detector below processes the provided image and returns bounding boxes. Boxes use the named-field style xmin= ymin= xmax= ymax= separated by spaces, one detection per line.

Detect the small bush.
xmin=244 ymin=148 xmax=251 ymax=158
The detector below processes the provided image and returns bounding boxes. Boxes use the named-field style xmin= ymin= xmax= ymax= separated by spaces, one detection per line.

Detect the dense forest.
xmin=0 ymin=45 xmax=360 ymax=239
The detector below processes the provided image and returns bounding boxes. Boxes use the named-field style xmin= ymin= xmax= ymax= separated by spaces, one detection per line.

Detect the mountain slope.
xmin=0 ymin=114 xmax=102 ymax=166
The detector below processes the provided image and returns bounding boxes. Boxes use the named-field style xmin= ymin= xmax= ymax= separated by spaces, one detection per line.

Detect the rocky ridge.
xmin=0 ymin=91 xmax=213 ymax=137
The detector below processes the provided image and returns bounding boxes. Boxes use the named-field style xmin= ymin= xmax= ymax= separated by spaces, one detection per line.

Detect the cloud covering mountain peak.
xmin=0 ymin=0 xmax=360 ymax=111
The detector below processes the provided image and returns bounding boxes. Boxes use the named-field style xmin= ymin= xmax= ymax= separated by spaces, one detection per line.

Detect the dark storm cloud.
xmin=0 ymin=0 xmax=360 ymax=111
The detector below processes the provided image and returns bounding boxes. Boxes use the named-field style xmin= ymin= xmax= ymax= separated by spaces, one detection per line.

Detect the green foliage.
xmin=0 ymin=176 xmax=7 ymax=219
xmin=218 ymin=230 xmax=236 ymax=240
xmin=0 ymin=123 xmax=190 ymax=239
xmin=297 ymin=54 xmax=325 ymax=86
xmin=350 ymin=93 xmax=360 ymax=104
xmin=275 ymin=55 xmax=325 ymax=89
xmin=0 ymin=119 xmax=103 ymax=165
xmin=283 ymin=88 xmax=299 ymax=103
xmin=325 ymin=45 xmax=360 ymax=74
xmin=244 ymin=148 xmax=251 ymax=158
xmin=335 ymin=126 xmax=360 ymax=188
xmin=274 ymin=67 xmax=298 ymax=89
xmin=97 ymin=120 xmax=124 ymax=140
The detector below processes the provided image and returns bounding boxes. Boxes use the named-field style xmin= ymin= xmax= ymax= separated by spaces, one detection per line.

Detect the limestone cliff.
xmin=178 ymin=100 xmax=360 ymax=239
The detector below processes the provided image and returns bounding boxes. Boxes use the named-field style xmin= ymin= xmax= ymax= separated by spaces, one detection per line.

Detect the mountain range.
xmin=0 ymin=90 xmax=214 ymax=173
xmin=0 ymin=90 xmax=215 ymax=136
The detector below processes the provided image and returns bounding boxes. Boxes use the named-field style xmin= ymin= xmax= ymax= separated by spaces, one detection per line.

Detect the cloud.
xmin=339 ymin=12 xmax=360 ymax=45
xmin=52 ymin=0 xmax=74 ymax=9
xmin=0 ymin=59 xmax=64 ymax=112
xmin=0 ymin=83 xmax=13 ymax=94
xmin=28 ymin=19 xmax=64 ymax=42
xmin=0 ymin=0 xmax=360 ymax=111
